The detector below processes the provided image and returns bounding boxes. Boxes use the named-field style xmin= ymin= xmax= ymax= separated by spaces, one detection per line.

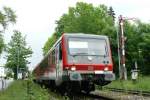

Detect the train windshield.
xmin=68 ymin=37 xmax=107 ymax=56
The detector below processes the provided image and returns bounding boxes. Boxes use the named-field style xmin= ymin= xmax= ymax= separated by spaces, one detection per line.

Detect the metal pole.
xmin=118 ymin=16 xmax=137 ymax=80
xmin=117 ymin=20 xmax=121 ymax=79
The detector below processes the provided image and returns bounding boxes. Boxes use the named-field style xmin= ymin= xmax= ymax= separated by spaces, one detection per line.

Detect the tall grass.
xmin=0 ymin=80 xmax=50 ymax=100
xmin=104 ymin=76 xmax=150 ymax=91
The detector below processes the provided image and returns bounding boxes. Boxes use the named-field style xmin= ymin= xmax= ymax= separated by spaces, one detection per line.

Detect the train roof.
xmin=63 ymin=33 xmax=108 ymax=39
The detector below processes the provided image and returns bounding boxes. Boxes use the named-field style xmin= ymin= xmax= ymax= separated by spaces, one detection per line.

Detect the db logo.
xmin=88 ymin=66 xmax=93 ymax=71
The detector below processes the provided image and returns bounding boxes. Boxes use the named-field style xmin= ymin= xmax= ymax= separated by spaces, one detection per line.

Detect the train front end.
xmin=62 ymin=34 xmax=115 ymax=92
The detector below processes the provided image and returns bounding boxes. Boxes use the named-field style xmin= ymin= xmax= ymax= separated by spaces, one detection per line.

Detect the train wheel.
xmin=65 ymin=82 xmax=72 ymax=96
xmin=50 ymin=81 xmax=56 ymax=92
xmin=57 ymin=82 xmax=72 ymax=96
xmin=81 ymin=81 xmax=95 ymax=94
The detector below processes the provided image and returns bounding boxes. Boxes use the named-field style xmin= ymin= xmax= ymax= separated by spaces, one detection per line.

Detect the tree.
xmin=108 ymin=6 xmax=115 ymax=24
xmin=123 ymin=21 xmax=150 ymax=75
xmin=5 ymin=30 xmax=32 ymax=79
xmin=0 ymin=34 xmax=4 ymax=54
xmin=43 ymin=2 xmax=116 ymax=55
xmin=42 ymin=34 xmax=56 ymax=55
xmin=135 ymin=22 xmax=150 ymax=75
xmin=56 ymin=2 xmax=115 ymax=35
xmin=0 ymin=7 xmax=16 ymax=55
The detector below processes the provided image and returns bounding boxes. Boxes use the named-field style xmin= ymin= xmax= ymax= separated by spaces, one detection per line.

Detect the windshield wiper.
xmin=72 ymin=52 xmax=88 ymax=56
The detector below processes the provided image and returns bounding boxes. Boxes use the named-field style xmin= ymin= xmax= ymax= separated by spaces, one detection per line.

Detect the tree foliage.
xmin=0 ymin=7 xmax=16 ymax=55
xmin=124 ymin=21 xmax=150 ymax=75
xmin=42 ymin=34 xmax=56 ymax=55
xmin=0 ymin=34 xmax=4 ymax=54
xmin=108 ymin=6 xmax=115 ymax=24
xmin=56 ymin=2 xmax=115 ymax=35
xmin=5 ymin=30 xmax=32 ymax=79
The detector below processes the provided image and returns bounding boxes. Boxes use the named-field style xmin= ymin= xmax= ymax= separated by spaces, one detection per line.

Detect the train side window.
xmin=59 ymin=43 xmax=62 ymax=60
xmin=52 ymin=50 xmax=55 ymax=64
xmin=49 ymin=52 xmax=52 ymax=65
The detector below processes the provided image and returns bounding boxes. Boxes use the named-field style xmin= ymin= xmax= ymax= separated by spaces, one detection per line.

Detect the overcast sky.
xmin=0 ymin=0 xmax=150 ymax=70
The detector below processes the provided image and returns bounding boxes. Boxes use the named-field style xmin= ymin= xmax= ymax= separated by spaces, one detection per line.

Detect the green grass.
xmin=104 ymin=76 xmax=150 ymax=91
xmin=0 ymin=80 xmax=63 ymax=100
xmin=0 ymin=80 xmax=69 ymax=100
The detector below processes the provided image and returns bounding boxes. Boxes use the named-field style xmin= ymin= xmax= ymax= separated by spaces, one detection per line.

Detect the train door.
xmin=55 ymin=42 xmax=63 ymax=85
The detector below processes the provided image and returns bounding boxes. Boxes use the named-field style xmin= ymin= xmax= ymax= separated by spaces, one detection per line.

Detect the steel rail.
xmin=104 ymin=87 xmax=150 ymax=96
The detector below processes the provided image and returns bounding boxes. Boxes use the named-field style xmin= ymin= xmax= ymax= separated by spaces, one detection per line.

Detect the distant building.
xmin=0 ymin=66 xmax=6 ymax=77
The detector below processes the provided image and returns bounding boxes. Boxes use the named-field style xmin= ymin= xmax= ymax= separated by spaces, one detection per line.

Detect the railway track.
xmin=68 ymin=92 xmax=114 ymax=100
xmin=49 ymin=88 xmax=114 ymax=100
xmin=49 ymin=87 xmax=150 ymax=100
xmin=45 ymin=83 xmax=149 ymax=100
xmin=104 ymin=87 xmax=150 ymax=97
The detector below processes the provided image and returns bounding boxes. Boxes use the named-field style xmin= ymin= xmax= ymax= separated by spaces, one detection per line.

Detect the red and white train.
xmin=33 ymin=33 xmax=115 ymax=93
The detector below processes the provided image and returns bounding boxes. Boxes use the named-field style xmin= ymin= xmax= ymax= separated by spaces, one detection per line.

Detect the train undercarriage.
xmin=34 ymin=73 xmax=114 ymax=95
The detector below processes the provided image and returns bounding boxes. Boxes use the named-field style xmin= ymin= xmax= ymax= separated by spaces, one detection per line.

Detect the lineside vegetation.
xmin=104 ymin=76 xmax=150 ymax=91
xmin=0 ymin=80 xmax=66 ymax=100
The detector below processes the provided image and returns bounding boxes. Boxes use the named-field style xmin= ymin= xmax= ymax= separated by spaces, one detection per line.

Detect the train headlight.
xmin=65 ymin=67 xmax=69 ymax=70
xmin=71 ymin=66 xmax=76 ymax=71
xmin=104 ymin=67 xmax=108 ymax=71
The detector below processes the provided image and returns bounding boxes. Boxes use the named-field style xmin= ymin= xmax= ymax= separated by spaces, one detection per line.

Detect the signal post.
xmin=118 ymin=15 xmax=127 ymax=80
